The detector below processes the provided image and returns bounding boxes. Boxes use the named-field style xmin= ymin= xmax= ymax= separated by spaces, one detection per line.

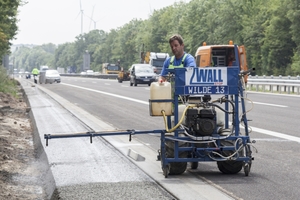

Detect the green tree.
xmin=240 ymin=0 xmax=271 ymax=75
xmin=261 ymin=0 xmax=295 ymax=75
xmin=0 ymin=0 xmax=21 ymax=58
xmin=286 ymin=0 xmax=300 ymax=75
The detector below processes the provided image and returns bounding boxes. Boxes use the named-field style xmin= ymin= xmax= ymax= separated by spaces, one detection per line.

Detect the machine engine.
xmin=185 ymin=108 xmax=217 ymax=136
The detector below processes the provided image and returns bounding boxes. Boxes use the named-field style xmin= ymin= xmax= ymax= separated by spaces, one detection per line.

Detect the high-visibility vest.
xmin=168 ymin=53 xmax=187 ymax=69
xmin=32 ymin=68 xmax=39 ymax=75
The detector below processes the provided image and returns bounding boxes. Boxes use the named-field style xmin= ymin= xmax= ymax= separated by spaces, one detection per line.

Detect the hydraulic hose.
xmin=161 ymin=104 xmax=197 ymax=133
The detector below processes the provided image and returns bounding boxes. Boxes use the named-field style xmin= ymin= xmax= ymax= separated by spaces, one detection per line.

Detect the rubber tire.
xmin=190 ymin=162 xmax=198 ymax=169
xmin=217 ymin=140 xmax=243 ymax=174
xmin=164 ymin=136 xmax=188 ymax=175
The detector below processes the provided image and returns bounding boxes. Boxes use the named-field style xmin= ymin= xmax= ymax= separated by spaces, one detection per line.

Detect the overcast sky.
xmin=12 ymin=0 xmax=189 ymax=45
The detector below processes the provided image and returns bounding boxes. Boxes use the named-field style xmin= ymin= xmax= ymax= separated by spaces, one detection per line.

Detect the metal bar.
xmin=44 ymin=129 xmax=163 ymax=140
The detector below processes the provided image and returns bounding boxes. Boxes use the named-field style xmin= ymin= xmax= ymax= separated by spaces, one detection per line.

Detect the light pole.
xmin=83 ymin=50 xmax=90 ymax=71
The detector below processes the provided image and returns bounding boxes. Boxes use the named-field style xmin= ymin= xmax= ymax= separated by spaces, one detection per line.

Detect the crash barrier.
xmin=249 ymin=75 xmax=300 ymax=80
xmin=60 ymin=73 xmax=118 ymax=79
xmin=247 ymin=78 xmax=300 ymax=95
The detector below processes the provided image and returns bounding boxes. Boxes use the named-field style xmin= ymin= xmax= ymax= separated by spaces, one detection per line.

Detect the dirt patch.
xmin=0 ymin=89 xmax=47 ymax=199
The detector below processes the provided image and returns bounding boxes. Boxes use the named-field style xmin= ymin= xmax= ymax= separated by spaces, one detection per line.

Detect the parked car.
xmin=44 ymin=69 xmax=61 ymax=84
xmin=86 ymin=70 xmax=94 ymax=75
xmin=129 ymin=64 xmax=156 ymax=86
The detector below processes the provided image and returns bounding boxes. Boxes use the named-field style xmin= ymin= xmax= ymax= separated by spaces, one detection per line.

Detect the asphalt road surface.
xmin=40 ymin=76 xmax=300 ymax=200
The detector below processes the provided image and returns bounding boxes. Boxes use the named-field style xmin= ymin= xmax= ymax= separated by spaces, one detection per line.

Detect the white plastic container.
xmin=150 ymin=82 xmax=172 ymax=116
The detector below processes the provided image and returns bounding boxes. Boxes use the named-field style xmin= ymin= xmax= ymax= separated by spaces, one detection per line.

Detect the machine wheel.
xmin=243 ymin=144 xmax=252 ymax=176
xmin=118 ymin=79 xmax=122 ymax=83
xmin=162 ymin=164 xmax=170 ymax=178
xmin=217 ymin=140 xmax=243 ymax=174
xmin=244 ymin=163 xmax=251 ymax=176
xmin=163 ymin=136 xmax=188 ymax=175
xmin=190 ymin=162 xmax=198 ymax=169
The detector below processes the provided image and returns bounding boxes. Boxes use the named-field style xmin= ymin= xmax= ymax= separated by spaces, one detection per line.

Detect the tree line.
xmin=3 ymin=0 xmax=300 ymax=76
xmin=0 ymin=0 xmax=21 ymax=58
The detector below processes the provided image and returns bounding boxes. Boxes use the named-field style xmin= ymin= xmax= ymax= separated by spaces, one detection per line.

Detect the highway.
xmin=41 ymin=76 xmax=300 ymax=200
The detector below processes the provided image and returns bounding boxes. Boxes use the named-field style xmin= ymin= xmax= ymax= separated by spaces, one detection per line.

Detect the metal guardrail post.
xmin=279 ymin=85 xmax=282 ymax=94
xmin=270 ymin=85 xmax=273 ymax=93
xmin=284 ymin=86 xmax=286 ymax=93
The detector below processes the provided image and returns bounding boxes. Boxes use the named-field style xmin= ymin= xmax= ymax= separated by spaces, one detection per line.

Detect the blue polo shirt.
xmin=160 ymin=52 xmax=196 ymax=77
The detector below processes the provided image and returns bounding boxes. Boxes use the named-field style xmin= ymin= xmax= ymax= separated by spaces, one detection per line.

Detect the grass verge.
xmin=0 ymin=65 xmax=18 ymax=97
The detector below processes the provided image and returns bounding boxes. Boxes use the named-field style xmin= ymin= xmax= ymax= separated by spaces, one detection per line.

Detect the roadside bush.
xmin=0 ymin=65 xmax=18 ymax=97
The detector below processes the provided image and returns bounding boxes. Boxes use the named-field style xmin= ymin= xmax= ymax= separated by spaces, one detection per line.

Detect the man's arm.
xmin=158 ymin=58 xmax=170 ymax=82
xmin=185 ymin=54 xmax=196 ymax=67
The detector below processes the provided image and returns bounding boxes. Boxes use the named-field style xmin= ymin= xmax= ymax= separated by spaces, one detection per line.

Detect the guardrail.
xmin=247 ymin=78 xmax=300 ymax=95
xmin=61 ymin=73 xmax=118 ymax=79
xmin=60 ymin=73 xmax=300 ymax=95
xmin=249 ymin=75 xmax=300 ymax=80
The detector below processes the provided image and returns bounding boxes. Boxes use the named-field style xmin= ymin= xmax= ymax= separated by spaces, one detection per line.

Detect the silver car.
xmin=129 ymin=64 xmax=157 ymax=86
xmin=45 ymin=70 xmax=61 ymax=84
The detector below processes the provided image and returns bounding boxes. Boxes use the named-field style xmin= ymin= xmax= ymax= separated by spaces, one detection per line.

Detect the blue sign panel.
xmin=174 ymin=67 xmax=239 ymax=95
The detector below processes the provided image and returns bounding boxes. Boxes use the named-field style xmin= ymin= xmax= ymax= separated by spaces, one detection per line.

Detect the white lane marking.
xmin=251 ymin=101 xmax=288 ymax=108
xmin=250 ymin=127 xmax=300 ymax=143
xmin=61 ymin=83 xmax=148 ymax=105
xmin=247 ymin=91 xmax=300 ymax=98
xmin=61 ymin=83 xmax=300 ymax=143
xmin=251 ymin=138 xmax=289 ymax=142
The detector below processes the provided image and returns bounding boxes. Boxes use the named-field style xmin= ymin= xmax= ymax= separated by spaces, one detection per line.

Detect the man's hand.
xmin=158 ymin=76 xmax=166 ymax=83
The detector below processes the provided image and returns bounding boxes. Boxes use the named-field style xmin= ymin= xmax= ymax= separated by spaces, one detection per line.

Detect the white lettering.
xmin=187 ymin=67 xmax=227 ymax=85
xmin=187 ymin=86 xmax=212 ymax=94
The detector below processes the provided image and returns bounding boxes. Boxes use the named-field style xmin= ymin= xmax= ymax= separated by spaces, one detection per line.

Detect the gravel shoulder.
xmin=0 ymin=85 xmax=46 ymax=199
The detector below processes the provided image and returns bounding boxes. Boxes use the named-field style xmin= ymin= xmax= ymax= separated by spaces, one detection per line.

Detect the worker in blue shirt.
xmin=159 ymin=34 xmax=196 ymax=82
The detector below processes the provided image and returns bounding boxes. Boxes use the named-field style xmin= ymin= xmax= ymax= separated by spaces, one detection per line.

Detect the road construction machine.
xmin=45 ymin=41 xmax=255 ymax=177
xmin=195 ymin=40 xmax=249 ymax=82
xmin=102 ymin=63 xmax=122 ymax=74
xmin=117 ymin=67 xmax=130 ymax=83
